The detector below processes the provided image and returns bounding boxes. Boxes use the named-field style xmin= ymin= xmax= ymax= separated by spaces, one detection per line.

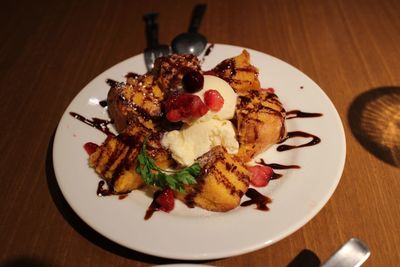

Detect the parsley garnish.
xmin=136 ymin=137 xmax=200 ymax=192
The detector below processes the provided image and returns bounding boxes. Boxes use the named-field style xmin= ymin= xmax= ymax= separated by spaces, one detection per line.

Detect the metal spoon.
xmin=321 ymin=238 xmax=370 ymax=267
xmin=171 ymin=4 xmax=207 ymax=55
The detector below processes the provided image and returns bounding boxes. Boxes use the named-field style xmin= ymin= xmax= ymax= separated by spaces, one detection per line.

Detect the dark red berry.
xmin=165 ymin=93 xmax=208 ymax=122
xmin=189 ymin=95 xmax=209 ymax=117
xmin=164 ymin=94 xmax=178 ymax=111
xmin=261 ymin=87 xmax=275 ymax=94
xmin=166 ymin=109 xmax=182 ymax=122
xmin=155 ymin=188 xmax=175 ymax=212
xmin=182 ymin=71 xmax=204 ymax=93
xmin=247 ymin=165 xmax=274 ymax=187
xmin=84 ymin=142 xmax=98 ymax=155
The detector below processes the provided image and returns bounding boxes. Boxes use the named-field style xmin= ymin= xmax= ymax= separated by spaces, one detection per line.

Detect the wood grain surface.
xmin=1 ymin=0 xmax=399 ymax=266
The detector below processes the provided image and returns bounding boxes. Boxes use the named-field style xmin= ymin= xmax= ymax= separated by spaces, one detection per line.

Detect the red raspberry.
xmin=247 ymin=165 xmax=273 ymax=187
xmin=204 ymin=89 xmax=224 ymax=112
xmin=190 ymin=95 xmax=209 ymax=117
xmin=165 ymin=93 xmax=208 ymax=122
xmin=164 ymin=92 xmax=180 ymax=111
xmin=261 ymin=87 xmax=275 ymax=94
xmin=83 ymin=142 xmax=98 ymax=155
xmin=155 ymin=188 xmax=175 ymax=212
xmin=166 ymin=109 xmax=182 ymax=122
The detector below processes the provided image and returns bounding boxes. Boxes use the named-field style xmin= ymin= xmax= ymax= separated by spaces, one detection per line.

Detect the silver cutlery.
xmin=143 ymin=13 xmax=170 ymax=71
xmin=171 ymin=4 xmax=207 ymax=55
xmin=321 ymin=238 xmax=370 ymax=267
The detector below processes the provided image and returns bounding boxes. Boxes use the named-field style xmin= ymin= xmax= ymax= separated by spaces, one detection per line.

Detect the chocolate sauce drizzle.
xmin=201 ymin=43 xmax=215 ymax=63
xmin=144 ymin=190 xmax=164 ymax=220
xmin=69 ymin=112 xmax=114 ymax=136
xmin=257 ymin=158 xmax=301 ymax=180
xmin=204 ymin=44 xmax=215 ymax=56
xmin=105 ymin=79 xmax=121 ymax=87
xmin=97 ymin=181 xmax=128 ymax=200
xmin=182 ymin=149 xmax=250 ymax=209
xmin=99 ymin=100 xmax=108 ymax=107
xmin=277 ymin=131 xmax=321 ymax=151
xmin=96 ymin=180 xmax=113 ymax=196
xmin=240 ymin=188 xmax=272 ymax=211
xmin=286 ymin=110 xmax=323 ymax=119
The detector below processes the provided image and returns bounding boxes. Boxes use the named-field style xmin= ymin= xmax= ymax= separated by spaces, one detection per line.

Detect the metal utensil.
xmin=171 ymin=4 xmax=207 ymax=55
xmin=143 ymin=13 xmax=170 ymax=71
xmin=321 ymin=238 xmax=370 ymax=267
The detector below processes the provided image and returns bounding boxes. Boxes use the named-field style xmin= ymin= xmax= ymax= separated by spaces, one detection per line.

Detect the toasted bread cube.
xmin=208 ymin=50 xmax=261 ymax=93
xmin=235 ymin=89 xmax=286 ymax=162
xmin=89 ymin=129 xmax=173 ymax=194
xmin=178 ymin=146 xmax=250 ymax=212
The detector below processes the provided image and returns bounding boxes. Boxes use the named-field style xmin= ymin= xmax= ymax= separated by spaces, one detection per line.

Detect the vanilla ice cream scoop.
xmin=194 ymin=75 xmax=238 ymax=122
xmin=161 ymin=119 xmax=239 ymax=166
xmin=161 ymin=74 xmax=239 ymax=166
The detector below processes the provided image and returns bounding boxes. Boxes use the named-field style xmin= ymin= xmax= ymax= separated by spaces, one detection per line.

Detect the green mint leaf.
xmin=136 ymin=136 xmax=198 ymax=191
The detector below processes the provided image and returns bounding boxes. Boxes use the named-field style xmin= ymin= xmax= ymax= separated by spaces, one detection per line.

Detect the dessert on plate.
xmin=88 ymin=50 xmax=286 ymax=214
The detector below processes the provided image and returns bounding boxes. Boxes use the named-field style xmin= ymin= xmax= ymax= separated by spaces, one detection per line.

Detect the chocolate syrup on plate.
xmin=144 ymin=190 xmax=164 ymax=220
xmin=277 ymin=131 xmax=321 ymax=152
xmin=201 ymin=43 xmax=215 ymax=63
xmin=257 ymin=159 xmax=301 ymax=180
xmin=99 ymin=100 xmax=108 ymax=107
xmin=204 ymin=43 xmax=214 ymax=56
xmin=96 ymin=180 xmax=113 ymax=196
xmin=69 ymin=112 xmax=114 ymax=136
xmin=286 ymin=110 xmax=323 ymax=119
xmin=240 ymin=188 xmax=272 ymax=211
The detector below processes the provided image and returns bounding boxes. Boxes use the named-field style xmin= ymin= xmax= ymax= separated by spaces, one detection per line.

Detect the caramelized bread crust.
xmin=107 ymin=74 xmax=163 ymax=133
xmin=107 ymin=54 xmax=201 ymax=133
xmin=207 ymin=50 xmax=261 ymax=92
xmin=236 ymin=89 xmax=286 ymax=162
xmin=177 ymin=146 xmax=250 ymax=212
xmin=89 ymin=126 xmax=173 ymax=194
xmin=208 ymin=50 xmax=286 ymax=162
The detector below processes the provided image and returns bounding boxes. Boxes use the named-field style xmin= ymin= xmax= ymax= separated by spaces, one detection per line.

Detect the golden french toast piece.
xmin=89 ymin=126 xmax=173 ymax=194
xmin=235 ymin=89 xmax=286 ymax=162
xmin=207 ymin=50 xmax=260 ymax=92
xmin=107 ymin=74 xmax=163 ymax=133
xmin=177 ymin=146 xmax=250 ymax=212
xmin=107 ymin=54 xmax=201 ymax=133
xmin=209 ymin=50 xmax=286 ymax=162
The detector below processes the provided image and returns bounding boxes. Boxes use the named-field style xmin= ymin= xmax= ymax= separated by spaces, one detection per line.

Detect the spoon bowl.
xmin=171 ymin=4 xmax=207 ymax=55
xmin=171 ymin=32 xmax=207 ymax=55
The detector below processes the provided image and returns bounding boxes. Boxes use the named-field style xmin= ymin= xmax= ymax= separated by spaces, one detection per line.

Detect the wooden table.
xmin=1 ymin=0 xmax=399 ymax=266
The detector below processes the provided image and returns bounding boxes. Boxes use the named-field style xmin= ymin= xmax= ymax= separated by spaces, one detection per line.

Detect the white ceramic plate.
xmin=53 ymin=44 xmax=346 ymax=260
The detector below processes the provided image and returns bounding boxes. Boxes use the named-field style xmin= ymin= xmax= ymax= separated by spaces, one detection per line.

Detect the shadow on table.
xmin=286 ymin=249 xmax=321 ymax=267
xmin=45 ymin=132 xmax=212 ymax=265
xmin=348 ymin=86 xmax=400 ymax=168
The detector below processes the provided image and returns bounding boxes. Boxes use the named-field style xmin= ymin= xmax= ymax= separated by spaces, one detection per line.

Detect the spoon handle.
xmin=143 ymin=12 xmax=159 ymax=48
xmin=188 ymin=4 xmax=207 ymax=33
xmin=321 ymin=238 xmax=370 ymax=267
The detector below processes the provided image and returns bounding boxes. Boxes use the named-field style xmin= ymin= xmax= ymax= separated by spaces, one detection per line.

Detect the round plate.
xmin=53 ymin=44 xmax=346 ymax=260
